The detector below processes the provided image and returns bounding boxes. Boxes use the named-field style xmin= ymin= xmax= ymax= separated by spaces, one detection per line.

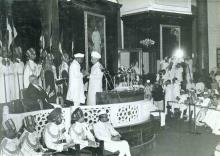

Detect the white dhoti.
xmin=104 ymin=140 xmax=131 ymax=156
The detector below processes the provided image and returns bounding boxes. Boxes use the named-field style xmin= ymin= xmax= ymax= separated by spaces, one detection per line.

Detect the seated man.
xmin=0 ymin=119 xmax=20 ymax=156
xmin=69 ymin=108 xmax=97 ymax=149
xmin=19 ymin=115 xmax=43 ymax=156
xmin=93 ymin=110 xmax=131 ymax=156
xmin=43 ymin=108 xmax=74 ymax=154
xmin=24 ymin=75 xmax=54 ymax=111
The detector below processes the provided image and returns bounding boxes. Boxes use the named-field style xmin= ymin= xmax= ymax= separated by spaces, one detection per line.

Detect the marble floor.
xmin=136 ymin=120 xmax=220 ymax=156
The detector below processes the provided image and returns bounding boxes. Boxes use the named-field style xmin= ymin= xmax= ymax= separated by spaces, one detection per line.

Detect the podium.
xmin=96 ymin=90 xmax=144 ymax=105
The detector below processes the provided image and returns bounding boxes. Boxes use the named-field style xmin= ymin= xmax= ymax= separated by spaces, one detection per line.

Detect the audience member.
xmin=19 ymin=115 xmax=43 ymax=155
xmin=69 ymin=108 xmax=97 ymax=149
xmin=94 ymin=110 xmax=131 ymax=156
xmin=0 ymin=119 xmax=20 ymax=155
xmin=24 ymin=75 xmax=54 ymax=111
xmin=152 ymin=81 xmax=164 ymax=111
xmin=43 ymin=108 xmax=73 ymax=153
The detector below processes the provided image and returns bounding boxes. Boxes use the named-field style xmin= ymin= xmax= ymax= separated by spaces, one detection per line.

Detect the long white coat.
xmin=93 ymin=121 xmax=131 ymax=156
xmin=87 ymin=62 xmax=103 ymax=106
xmin=13 ymin=59 xmax=24 ymax=100
xmin=66 ymin=60 xmax=85 ymax=105
xmin=0 ymin=59 xmax=14 ymax=103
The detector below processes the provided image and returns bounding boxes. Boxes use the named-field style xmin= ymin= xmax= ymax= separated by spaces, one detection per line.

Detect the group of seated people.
xmin=0 ymin=107 xmax=131 ymax=156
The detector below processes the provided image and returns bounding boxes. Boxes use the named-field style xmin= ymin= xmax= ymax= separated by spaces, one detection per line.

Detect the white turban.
xmin=91 ymin=51 xmax=101 ymax=59
xmin=74 ymin=53 xmax=84 ymax=58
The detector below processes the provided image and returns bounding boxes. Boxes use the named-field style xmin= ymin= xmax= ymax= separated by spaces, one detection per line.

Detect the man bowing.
xmin=66 ymin=53 xmax=85 ymax=106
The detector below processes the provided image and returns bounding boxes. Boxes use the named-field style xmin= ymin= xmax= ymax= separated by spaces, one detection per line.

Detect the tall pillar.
xmin=197 ymin=0 xmax=209 ymax=72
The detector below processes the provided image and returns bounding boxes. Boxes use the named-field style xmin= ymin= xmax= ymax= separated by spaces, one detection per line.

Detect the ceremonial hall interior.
xmin=0 ymin=0 xmax=220 ymax=156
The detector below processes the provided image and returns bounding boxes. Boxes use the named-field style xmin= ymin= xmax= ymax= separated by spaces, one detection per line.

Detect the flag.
xmin=12 ymin=20 xmax=17 ymax=39
xmin=6 ymin=18 xmax=12 ymax=50
xmin=49 ymin=35 xmax=52 ymax=52
xmin=40 ymin=35 xmax=45 ymax=49
xmin=59 ymin=42 xmax=63 ymax=54
xmin=6 ymin=17 xmax=17 ymax=50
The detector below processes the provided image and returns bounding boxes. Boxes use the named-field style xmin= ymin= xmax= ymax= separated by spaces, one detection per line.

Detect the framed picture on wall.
xmin=217 ymin=48 xmax=220 ymax=68
xmin=84 ymin=11 xmax=106 ymax=71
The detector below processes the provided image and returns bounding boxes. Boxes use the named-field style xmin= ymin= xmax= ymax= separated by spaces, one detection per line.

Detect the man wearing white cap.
xmin=66 ymin=53 xmax=85 ymax=106
xmin=93 ymin=110 xmax=131 ymax=156
xmin=87 ymin=51 xmax=103 ymax=106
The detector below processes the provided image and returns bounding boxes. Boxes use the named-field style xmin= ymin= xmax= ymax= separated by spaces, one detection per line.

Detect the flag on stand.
xmin=49 ymin=35 xmax=52 ymax=52
xmin=71 ymin=40 xmax=74 ymax=57
xmin=59 ymin=42 xmax=63 ymax=55
xmin=6 ymin=17 xmax=17 ymax=50
xmin=40 ymin=35 xmax=45 ymax=49
xmin=6 ymin=18 xmax=12 ymax=50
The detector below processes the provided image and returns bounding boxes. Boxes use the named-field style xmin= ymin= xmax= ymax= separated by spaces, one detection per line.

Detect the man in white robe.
xmin=87 ymin=51 xmax=103 ymax=106
xmin=94 ymin=110 xmax=131 ymax=156
xmin=23 ymin=48 xmax=41 ymax=88
xmin=0 ymin=47 xmax=14 ymax=103
xmin=66 ymin=53 xmax=85 ymax=106
xmin=13 ymin=47 xmax=24 ymax=100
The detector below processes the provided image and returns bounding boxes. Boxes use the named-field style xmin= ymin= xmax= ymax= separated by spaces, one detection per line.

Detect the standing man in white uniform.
xmin=13 ymin=46 xmax=24 ymax=100
xmin=87 ymin=51 xmax=103 ymax=106
xmin=66 ymin=53 xmax=85 ymax=106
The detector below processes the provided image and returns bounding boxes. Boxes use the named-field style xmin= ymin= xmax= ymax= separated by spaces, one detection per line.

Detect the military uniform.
xmin=69 ymin=121 xmax=95 ymax=149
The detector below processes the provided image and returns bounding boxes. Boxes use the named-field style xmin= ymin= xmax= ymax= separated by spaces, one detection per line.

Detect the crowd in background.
xmin=143 ymin=55 xmax=220 ymax=135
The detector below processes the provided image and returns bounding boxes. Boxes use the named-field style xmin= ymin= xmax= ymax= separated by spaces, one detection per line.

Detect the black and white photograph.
xmin=0 ymin=0 xmax=220 ymax=156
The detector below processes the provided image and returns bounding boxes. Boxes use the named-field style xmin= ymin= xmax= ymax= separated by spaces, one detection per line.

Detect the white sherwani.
xmin=87 ymin=62 xmax=103 ymax=106
xmin=0 ymin=137 xmax=20 ymax=156
xmin=69 ymin=122 xmax=95 ymax=149
xmin=66 ymin=60 xmax=85 ymax=105
xmin=19 ymin=130 xmax=42 ymax=156
xmin=23 ymin=60 xmax=41 ymax=88
xmin=0 ymin=59 xmax=14 ymax=103
xmin=13 ymin=59 xmax=24 ymax=100
xmin=94 ymin=121 xmax=131 ymax=156
xmin=43 ymin=122 xmax=70 ymax=152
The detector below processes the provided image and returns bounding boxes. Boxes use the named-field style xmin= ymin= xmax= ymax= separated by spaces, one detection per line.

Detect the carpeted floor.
xmin=143 ymin=119 xmax=220 ymax=156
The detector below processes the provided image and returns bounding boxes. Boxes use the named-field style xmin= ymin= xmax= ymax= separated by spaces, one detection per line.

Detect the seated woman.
xmin=69 ymin=108 xmax=97 ymax=149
